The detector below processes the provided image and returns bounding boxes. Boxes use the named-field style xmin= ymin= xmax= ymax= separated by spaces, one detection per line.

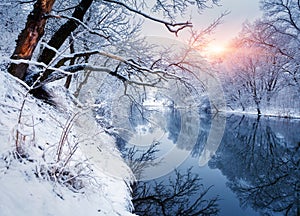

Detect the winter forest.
xmin=218 ymin=2 xmax=300 ymax=116
xmin=0 ymin=0 xmax=299 ymax=216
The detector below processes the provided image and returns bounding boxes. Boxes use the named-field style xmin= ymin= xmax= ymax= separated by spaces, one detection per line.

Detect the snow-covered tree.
xmin=221 ymin=35 xmax=286 ymax=114
xmin=254 ymin=0 xmax=300 ymax=91
xmin=217 ymin=0 xmax=300 ymax=115
xmin=5 ymin=0 xmax=222 ymax=101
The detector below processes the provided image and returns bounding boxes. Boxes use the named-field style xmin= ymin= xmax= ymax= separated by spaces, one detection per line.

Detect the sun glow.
xmin=208 ymin=44 xmax=226 ymax=53
xmin=203 ymin=43 xmax=228 ymax=59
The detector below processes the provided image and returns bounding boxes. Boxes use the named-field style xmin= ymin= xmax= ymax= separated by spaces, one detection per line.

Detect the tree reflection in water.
xmin=132 ymin=168 xmax=219 ymax=216
xmin=117 ymin=102 xmax=299 ymax=215
xmin=209 ymin=115 xmax=300 ymax=216
xmin=121 ymin=142 xmax=219 ymax=216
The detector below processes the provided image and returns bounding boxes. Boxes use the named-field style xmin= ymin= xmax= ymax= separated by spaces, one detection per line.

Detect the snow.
xmin=0 ymin=71 xmax=136 ymax=216
xmin=223 ymin=108 xmax=300 ymax=119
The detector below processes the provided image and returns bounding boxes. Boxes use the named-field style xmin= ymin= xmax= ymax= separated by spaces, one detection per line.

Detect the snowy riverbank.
xmin=0 ymin=71 xmax=136 ymax=216
xmin=223 ymin=108 xmax=300 ymax=119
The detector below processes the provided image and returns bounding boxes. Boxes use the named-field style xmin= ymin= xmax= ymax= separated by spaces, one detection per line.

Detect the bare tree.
xmin=213 ymin=0 xmax=300 ymax=114
xmin=222 ymin=43 xmax=265 ymax=114
xmin=6 ymin=0 xmax=222 ymax=101
xmin=220 ymin=22 xmax=288 ymax=115
xmin=254 ymin=0 xmax=300 ymax=89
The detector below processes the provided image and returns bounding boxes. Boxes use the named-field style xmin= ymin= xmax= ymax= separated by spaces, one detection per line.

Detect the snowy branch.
xmin=47 ymin=13 xmax=109 ymax=39
xmin=102 ymin=0 xmax=193 ymax=36
xmin=56 ymin=50 xmax=189 ymax=82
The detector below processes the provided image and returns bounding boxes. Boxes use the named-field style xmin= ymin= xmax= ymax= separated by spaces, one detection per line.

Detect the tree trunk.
xmin=37 ymin=0 xmax=93 ymax=83
xmin=257 ymin=107 xmax=261 ymax=115
xmin=64 ymin=37 xmax=76 ymax=89
xmin=240 ymin=102 xmax=245 ymax=111
xmin=8 ymin=0 xmax=56 ymax=80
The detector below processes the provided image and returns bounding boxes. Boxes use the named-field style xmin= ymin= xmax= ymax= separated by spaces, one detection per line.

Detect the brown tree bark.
xmin=8 ymin=0 xmax=56 ymax=80
xmin=37 ymin=0 xmax=93 ymax=83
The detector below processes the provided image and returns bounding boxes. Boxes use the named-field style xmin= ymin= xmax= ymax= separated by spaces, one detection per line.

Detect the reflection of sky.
xmin=141 ymin=0 xmax=262 ymax=47
xmin=125 ymin=113 xmax=299 ymax=215
xmin=135 ymin=111 xmax=253 ymax=215
xmin=180 ymin=158 xmax=259 ymax=216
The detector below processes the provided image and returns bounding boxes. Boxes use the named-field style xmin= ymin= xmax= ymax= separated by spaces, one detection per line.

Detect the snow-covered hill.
xmin=0 ymin=71 xmax=135 ymax=216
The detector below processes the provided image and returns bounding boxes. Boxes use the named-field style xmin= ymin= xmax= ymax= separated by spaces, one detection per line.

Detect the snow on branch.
xmin=102 ymin=0 xmax=193 ymax=36
xmin=57 ymin=50 xmax=188 ymax=82
xmin=47 ymin=13 xmax=109 ymax=39
xmin=5 ymin=46 xmax=192 ymax=91
xmin=4 ymin=56 xmax=168 ymax=89
xmin=40 ymin=42 xmax=60 ymax=56
xmin=44 ymin=63 xmax=163 ymax=89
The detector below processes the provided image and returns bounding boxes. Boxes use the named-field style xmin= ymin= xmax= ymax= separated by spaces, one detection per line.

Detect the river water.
xmin=114 ymin=105 xmax=300 ymax=216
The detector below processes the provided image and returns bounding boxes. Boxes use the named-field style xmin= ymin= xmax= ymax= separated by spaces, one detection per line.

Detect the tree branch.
xmin=47 ymin=13 xmax=109 ymax=39
xmin=102 ymin=0 xmax=193 ymax=35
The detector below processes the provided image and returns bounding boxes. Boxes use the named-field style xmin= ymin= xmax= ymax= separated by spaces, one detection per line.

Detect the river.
xmin=114 ymin=104 xmax=300 ymax=216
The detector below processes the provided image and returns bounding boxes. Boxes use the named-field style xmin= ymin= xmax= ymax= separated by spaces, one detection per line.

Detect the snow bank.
xmin=0 ymin=71 xmax=135 ymax=216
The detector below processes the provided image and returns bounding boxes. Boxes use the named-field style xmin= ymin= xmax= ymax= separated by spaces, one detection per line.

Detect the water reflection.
xmin=122 ymin=142 xmax=161 ymax=181
xmin=118 ymin=106 xmax=220 ymax=215
xmin=132 ymin=168 xmax=219 ymax=216
xmin=209 ymin=115 xmax=300 ymax=216
xmin=114 ymin=102 xmax=299 ymax=215
xmin=116 ymin=101 xmax=208 ymax=180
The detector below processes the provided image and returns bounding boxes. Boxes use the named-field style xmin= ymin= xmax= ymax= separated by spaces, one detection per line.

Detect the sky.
xmin=142 ymin=0 xmax=262 ymax=49
xmin=197 ymin=0 xmax=262 ymax=46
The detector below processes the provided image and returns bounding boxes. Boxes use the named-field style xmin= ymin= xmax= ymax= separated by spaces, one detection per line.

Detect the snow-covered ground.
xmin=0 ymin=71 xmax=136 ymax=216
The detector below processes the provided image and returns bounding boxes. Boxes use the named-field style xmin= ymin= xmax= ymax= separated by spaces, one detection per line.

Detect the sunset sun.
xmin=203 ymin=43 xmax=228 ymax=58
